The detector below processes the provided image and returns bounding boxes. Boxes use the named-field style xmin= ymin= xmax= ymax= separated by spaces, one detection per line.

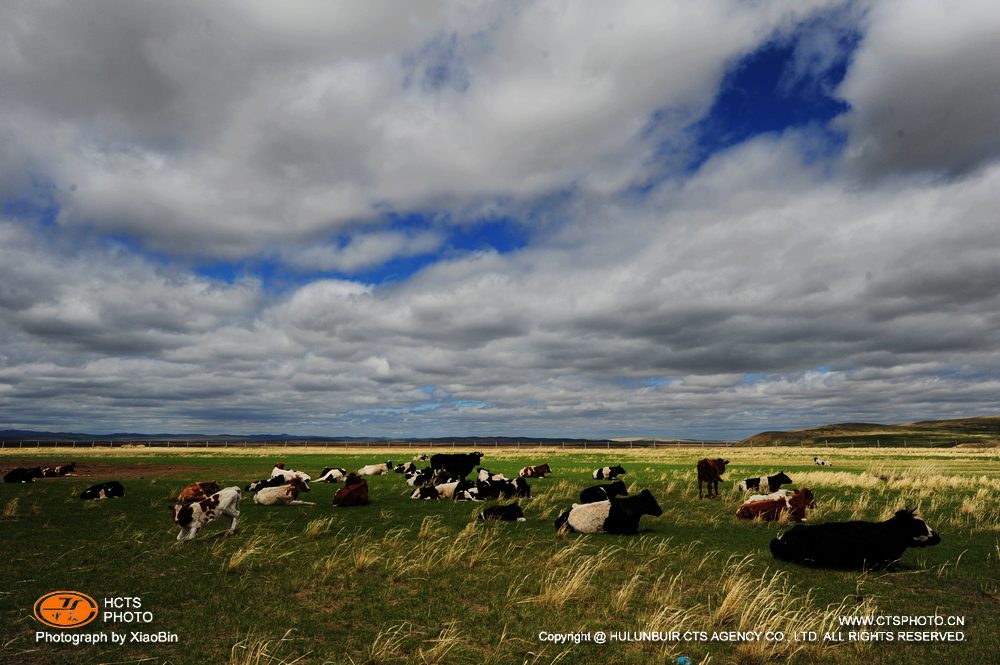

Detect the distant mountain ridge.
xmin=739 ymin=416 xmax=1000 ymax=447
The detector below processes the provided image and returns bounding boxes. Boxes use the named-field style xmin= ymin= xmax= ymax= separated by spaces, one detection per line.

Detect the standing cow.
xmin=696 ymin=458 xmax=729 ymax=499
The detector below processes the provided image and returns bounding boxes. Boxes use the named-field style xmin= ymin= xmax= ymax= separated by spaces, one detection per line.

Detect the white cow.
xmin=253 ymin=478 xmax=314 ymax=506
xmin=358 ymin=462 xmax=391 ymax=476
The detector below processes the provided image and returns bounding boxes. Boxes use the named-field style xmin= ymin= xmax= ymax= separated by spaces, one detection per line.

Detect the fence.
xmin=0 ymin=439 xmax=732 ymax=450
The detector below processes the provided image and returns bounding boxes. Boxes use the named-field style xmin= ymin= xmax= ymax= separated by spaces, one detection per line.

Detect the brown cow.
xmin=178 ymin=481 xmax=221 ymax=503
xmin=737 ymin=487 xmax=815 ymax=522
xmin=697 ymin=458 xmax=729 ymax=499
xmin=332 ymin=473 xmax=369 ymax=507
xmin=519 ymin=464 xmax=552 ymax=478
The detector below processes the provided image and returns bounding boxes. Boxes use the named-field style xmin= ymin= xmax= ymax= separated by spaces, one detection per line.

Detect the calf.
xmin=814 ymin=457 xmax=833 ymax=466
xmin=254 ymin=477 xmax=314 ymax=506
xmin=42 ymin=462 xmax=76 ymax=477
xmin=80 ymin=481 xmax=125 ymax=500
xmin=519 ymin=463 xmax=552 ymax=478
xmin=171 ymin=487 xmax=241 ymax=541
xmin=697 ymin=458 xmax=728 ymax=499
xmin=737 ymin=488 xmax=815 ymax=523
xmin=245 ymin=476 xmax=286 ymax=492
xmin=317 ymin=467 xmax=347 ymax=483
xmin=358 ymin=462 xmax=391 ymax=476
xmin=430 ymin=452 xmax=484 ymax=480
xmin=737 ymin=471 xmax=792 ymax=494
xmin=178 ymin=481 xmax=221 ymax=503
xmin=592 ymin=465 xmax=626 ymax=480
xmin=332 ymin=474 xmax=369 ymax=507
xmin=555 ymin=489 xmax=663 ymax=534
xmin=770 ymin=508 xmax=941 ymax=570
xmin=579 ymin=480 xmax=628 ymax=504
xmin=4 ymin=467 xmax=44 ymax=483
xmin=479 ymin=503 xmax=526 ymax=522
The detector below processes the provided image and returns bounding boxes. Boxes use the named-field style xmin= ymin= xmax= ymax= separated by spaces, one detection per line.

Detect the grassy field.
xmin=1 ymin=447 xmax=997 ymax=665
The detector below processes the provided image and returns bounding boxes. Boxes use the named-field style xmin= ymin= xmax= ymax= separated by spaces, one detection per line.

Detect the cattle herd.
xmin=2 ymin=451 xmax=942 ymax=570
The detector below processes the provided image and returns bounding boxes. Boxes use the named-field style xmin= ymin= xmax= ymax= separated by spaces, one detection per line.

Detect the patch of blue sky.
xmin=352 ymin=398 xmax=491 ymax=417
xmin=740 ymin=372 xmax=769 ymax=384
xmin=613 ymin=376 xmax=675 ymax=389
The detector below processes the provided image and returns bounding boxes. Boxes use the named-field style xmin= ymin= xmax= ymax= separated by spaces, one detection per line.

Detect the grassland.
xmin=1 ymin=446 xmax=997 ymax=665
xmin=740 ymin=415 xmax=1000 ymax=447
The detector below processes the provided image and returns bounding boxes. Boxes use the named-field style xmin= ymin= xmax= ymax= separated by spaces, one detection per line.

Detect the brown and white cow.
xmin=697 ymin=458 xmax=729 ymax=499
xmin=332 ymin=473 xmax=369 ymax=507
xmin=177 ymin=481 xmax=221 ymax=503
xmin=519 ymin=463 xmax=552 ymax=478
xmin=737 ymin=487 xmax=815 ymax=523
xmin=253 ymin=477 xmax=314 ymax=506
xmin=170 ymin=487 xmax=241 ymax=541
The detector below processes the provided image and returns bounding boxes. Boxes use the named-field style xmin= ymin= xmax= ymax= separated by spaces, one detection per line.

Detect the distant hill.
xmin=739 ymin=416 xmax=1000 ymax=447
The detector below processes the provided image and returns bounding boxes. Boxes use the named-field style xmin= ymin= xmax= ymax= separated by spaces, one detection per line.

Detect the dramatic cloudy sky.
xmin=2 ymin=0 xmax=999 ymax=438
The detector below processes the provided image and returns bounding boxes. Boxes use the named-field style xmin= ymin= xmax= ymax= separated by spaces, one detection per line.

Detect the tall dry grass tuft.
xmin=418 ymin=515 xmax=447 ymax=540
xmin=348 ymin=622 xmax=412 ymax=665
xmin=223 ymin=535 xmax=268 ymax=573
xmin=1 ymin=498 xmax=18 ymax=520
xmin=229 ymin=629 xmax=309 ymax=665
xmin=529 ymin=547 xmax=616 ymax=608
xmin=303 ymin=516 xmax=335 ymax=539
xmin=418 ymin=621 xmax=465 ymax=664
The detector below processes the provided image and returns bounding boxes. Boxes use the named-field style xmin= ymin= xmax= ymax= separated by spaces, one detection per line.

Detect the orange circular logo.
xmin=33 ymin=591 xmax=99 ymax=629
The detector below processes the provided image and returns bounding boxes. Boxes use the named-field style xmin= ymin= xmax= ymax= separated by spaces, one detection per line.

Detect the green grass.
xmin=1 ymin=447 xmax=997 ymax=664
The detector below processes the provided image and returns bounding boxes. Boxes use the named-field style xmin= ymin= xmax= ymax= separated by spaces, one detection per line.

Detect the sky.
xmin=1 ymin=0 xmax=999 ymax=439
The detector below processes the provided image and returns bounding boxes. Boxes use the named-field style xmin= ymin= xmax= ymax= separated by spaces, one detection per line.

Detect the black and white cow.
xmin=476 ymin=467 xmax=509 ymax=482
xmin=405 ymin=467 xmax=434 ymax=487
xmin=813 ymin=457 xmax=833 ymax=467
xmin=737 ymin=471 xmax=792 ymax=493
xmin=430 ymin=452 xmax=484 ymax=480
xmin=554 ymin=489 xmax=663 ymax=534
xmin=592 ymin=465 xmax=626 ymax=480
xmin=770 ymin=508 xmax=941 ymax=570
xmin=479 ymin=502 xmax=526 ymax=522
xmin=394 ymin=462 xmax=416 ymax=474
xmin=4 ymin=467 xmax=44 ymax=483
xmin=80 ymin=481 xmax=125 ymax=500
xmin=411 ymin=485 xmax=440 ymax=500
xmin=579 ymin=480 xmax=628 ymax=504
xmin=317 ymin=467 xmax=347 ymax=482
xmin=245 ymin=476 xmax=286 ymax=492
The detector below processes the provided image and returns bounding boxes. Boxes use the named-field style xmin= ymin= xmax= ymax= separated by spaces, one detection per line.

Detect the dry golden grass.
xmin=348 ymin=623 xmax=412 ymax=665
xmin=229 ymin=629 xmax=309 ymax=665
xmin=1 ymin=497 xmax=18 ymax=520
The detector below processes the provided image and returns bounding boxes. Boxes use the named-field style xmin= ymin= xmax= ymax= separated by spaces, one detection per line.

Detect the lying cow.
xmin=479 ymin=503 xmax=526 ymax=522
xmin=245 ymin=476 xmax=286 ymax=492
xmin=42 ymin=462 xmax=76 ymax=477
xmin=332 ymin=474 xmax=369 ymax=507
xmin=178 ymin=481 xmax=221 ymax=503
xmin=737 ymin=488 xmax=815 ymax=522
xmin=171 ymin=487 xmax=241 ymax=541
xmin=4 ymin=467 xmax=43 ymax=483
xmin=477 ymin=468 xmax=509 ymax=482
xmin=592 ymin=465 xmax=626 ymax=480
xmin=394 ymin=462 xmax=416 ymax=474
xmin=476 ymin=477 xmax=531 ymax=500
xmin=435 ymin=480 xmax=479 ymax=500
xmin=253 ymin=477 xmax=314 ymax=506
xmin=430 ymin=452 xmax=484 ymax=480
xmin=317 ymin=467 xmax=347 ymax=483
xmin=580 ymin=480 xmax=628 ymax=504
xmin=406 ymin=467 xmax=434 ymax=487
xmin=411 ymin=486 xmax=440 ymax=500
xmin=80 ymin=481 xmax=125 ymax=500
xmin=270 ymin=463 xmax=312 ymax=482
xmin=697 ymin=458 xmax=728 ymax=499
xmin=555 ymin=489 xmax=663 ymax=534
xmin=737 ymin=471 xmax=792 ymax=494
xmin=745 ymin=488 xmax=792 ymax=504
xmin=519 ymin=463 xmax=551 ymax=478
xmin=814 ymin=457 xmax=832 ymax=466
xmin=358 ymin=462 xmax=391 ymax=476
xmin=770 ymin=508 xmax=941 ymax=570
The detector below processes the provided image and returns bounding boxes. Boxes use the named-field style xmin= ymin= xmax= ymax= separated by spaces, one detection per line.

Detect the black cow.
xmin=555 ymin=489 xmax=663 ymax=534
xmin=770 ymin=508 xmax=941 ymax=570
xmin=429 ymin=452 xmax=484 ymax=480
xmin=80 ymin=481 xmax=125 ymax=500
xmin=479 ymin=502 xmax=526 ymax=522
xmin=592 ymin=465 xmax=626 ymax=480
xmin=245 ymin=476 xmax=286 ymax=492
xmin=579 ymin=480 xmax=628 ymax=504
xmin=738 ymin=471 xmax=792 ymax=493
xmin=4 ymin=467 xmax=43 ymax=483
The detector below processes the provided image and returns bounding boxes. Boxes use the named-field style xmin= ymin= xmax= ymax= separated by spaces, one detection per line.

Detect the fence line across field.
xmin=0 ymin=439 xmax=736 ymax=449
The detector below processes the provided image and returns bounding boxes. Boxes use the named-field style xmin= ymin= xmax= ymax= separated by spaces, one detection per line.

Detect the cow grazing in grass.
xmin=358 ymin=462 xmax=392 ymax=476
xmin=770 ymin=508 xmax=941 ymax=570
xmin=430 ymin=452 xmax=484 ymax=480
xmin=737 ymin=471 xmax=792 ymax=494
xmin=519 ymin=463 xmax=552 ymax=478
xmin=555 ymin=489 xmax=663 ymax=534
xmin=80 ymin=481 xmax=125 ymax=500
xmin=253 ymin=477 xmax=314 ymax=506
xmin=737 ymin=488 xmax=815 ymax=523
xmin=4 ymin=467 xmax=43 ymax=483
xmin=171 ymin=487 xmax=241 ymax=541
xmin=579 ymin=480 xmax=628 ymax=504
xmin=745 ymin=488 xmax=792 ymax=504
xmin=178 ymin=481 xmax=221 ymax=503
xmin=479 ymin=503 xmax=526 ymax=522
xmin=317 ymin=467 xmax=347 ymax=483
xmin=814 ymin=457 xmax=832 ymax=466
xmin=270 ymin=463 xmax=312 ymax=483
xmin=394 ymin=462 xmax=416 ymax=474
xmin=332 ymin=474 xmax=369 ymax=507
xmin=697 ymin=458 xmax=729 ymax=499
xmin=592 ymin=465 xmax=626 ymax=480
xmin=245 ymin=476 xmax=286 ymax=492
xmin=411 ymin=486 xmax=440 ymax=500
xmin=42 ymin=462 xmax=76 ymax=477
